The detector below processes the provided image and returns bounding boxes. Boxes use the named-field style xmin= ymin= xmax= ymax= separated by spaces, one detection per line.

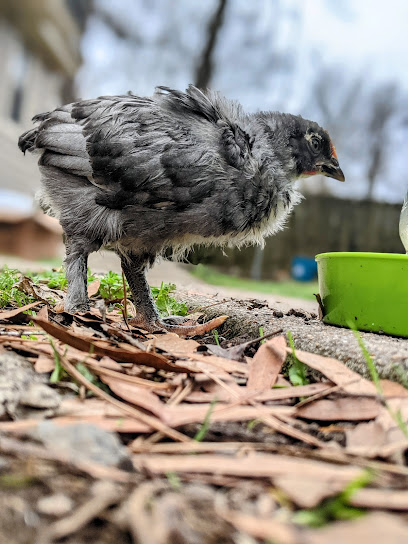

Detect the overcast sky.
xmin=302 ymin=0 xmax=408 ymax=90
xmin=80 ymin=0 xmax=408 ymax=99
xmin=78 ymin=0 xmax=408 ymax=203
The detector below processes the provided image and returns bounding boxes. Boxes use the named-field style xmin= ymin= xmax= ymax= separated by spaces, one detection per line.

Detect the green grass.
xmin=287 ymin=331 xmax=309 ymax=386
xmin=0 ymin=266 xmax=187 ymax=318
xmin=191 ymin=264 xmax=318 ymax=301
xmin=293 ymin=470 xmax=373 ymax=527
xmin=0 ymin=266 xmax=34 ymax=308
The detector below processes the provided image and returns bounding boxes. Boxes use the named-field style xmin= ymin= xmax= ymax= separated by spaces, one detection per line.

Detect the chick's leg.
xmin=64 ymin=236 xmax=100 ymax=313
xmin=121 ymin=253 xmax=220 ymax=336
xmin=120 ymin=253 xmax=162 ymax=331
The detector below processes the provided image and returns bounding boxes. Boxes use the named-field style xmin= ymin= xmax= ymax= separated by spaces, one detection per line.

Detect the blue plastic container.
xmin=291 ymin=256 xmax=318 ymax=282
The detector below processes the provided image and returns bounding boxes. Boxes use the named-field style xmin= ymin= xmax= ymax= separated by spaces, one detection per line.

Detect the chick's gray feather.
xmin=19 ymin=85 xmax=300 ymax=257
xmin=19 ymin=85 xmax=341 ymax=331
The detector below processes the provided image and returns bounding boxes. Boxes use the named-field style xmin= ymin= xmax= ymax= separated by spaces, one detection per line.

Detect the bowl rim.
xmin=315 ymin=251 xmax=408 ymax=261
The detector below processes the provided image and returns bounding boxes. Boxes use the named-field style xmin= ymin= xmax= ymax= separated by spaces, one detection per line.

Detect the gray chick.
xmin=18 ymin=85 xmax=344 ymax=334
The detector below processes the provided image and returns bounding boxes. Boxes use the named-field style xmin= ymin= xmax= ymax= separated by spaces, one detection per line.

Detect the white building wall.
xmin=0 ymin=20 xmax=66 ymax=200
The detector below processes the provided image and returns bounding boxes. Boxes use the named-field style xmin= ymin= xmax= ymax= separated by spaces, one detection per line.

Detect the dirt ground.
xmin=1 ymin=256 xmax=408 ymax=543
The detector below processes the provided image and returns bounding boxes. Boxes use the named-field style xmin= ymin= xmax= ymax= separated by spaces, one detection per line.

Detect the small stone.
xmin=31 ymin=422 xmax=133 ymax=469
xmin=37 ymin=493 xmax=74 ymax=517
xmin=20 ymin=383 xmax=61 ymax=409
xmin=273 ymin=310 xmax=284 ymax=318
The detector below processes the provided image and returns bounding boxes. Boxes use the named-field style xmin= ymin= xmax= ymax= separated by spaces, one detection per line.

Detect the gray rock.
xmin=20 ymin=383 xmax=61 ymax=409
xmin=0 ymin=352 xmax=60 ymax=418
xmin=31 ymin=421 xmax=133 ymax=470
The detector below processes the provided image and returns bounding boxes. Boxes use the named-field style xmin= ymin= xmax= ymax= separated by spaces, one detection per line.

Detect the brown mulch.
xmin=1 ymin=290 xmax=408 ymax=544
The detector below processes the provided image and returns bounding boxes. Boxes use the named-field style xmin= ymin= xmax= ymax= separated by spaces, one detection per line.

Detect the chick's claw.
xmin=128 ymin=314 xmax=229 ymax=337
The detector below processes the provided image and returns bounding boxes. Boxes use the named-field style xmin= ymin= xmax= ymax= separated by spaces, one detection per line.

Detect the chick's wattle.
xmin=18 ymin=85 xmax=344 ymax=333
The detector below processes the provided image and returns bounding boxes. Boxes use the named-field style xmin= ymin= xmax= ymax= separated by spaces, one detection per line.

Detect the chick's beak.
xmin=319 ymin=159 xmax=345 ymax=182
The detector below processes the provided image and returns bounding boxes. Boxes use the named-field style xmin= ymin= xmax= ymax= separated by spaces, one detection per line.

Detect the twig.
xmin=241 ymin=328 xmax=283 ymax=348
xmin=57 ymin=348 xmax=190 ymax=443
xmin=121 ymin=270 xmax=130 ymax=331
xmin=294 ymin=383 xmax=340 ymax=408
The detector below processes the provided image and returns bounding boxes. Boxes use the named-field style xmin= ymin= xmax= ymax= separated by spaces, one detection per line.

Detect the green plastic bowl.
xmin=315 ymin=252 xmax=408 ymax=337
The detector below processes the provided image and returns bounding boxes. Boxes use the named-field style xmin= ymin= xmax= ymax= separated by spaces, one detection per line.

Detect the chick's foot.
xmin=128 ymin=314 xmax=229 ymax=337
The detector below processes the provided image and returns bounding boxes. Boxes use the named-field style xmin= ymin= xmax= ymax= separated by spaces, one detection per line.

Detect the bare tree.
xmin=366 ymin=84 xmax=398 ymax=200
xmin=305 ymin=60 xmax=403 ymax=201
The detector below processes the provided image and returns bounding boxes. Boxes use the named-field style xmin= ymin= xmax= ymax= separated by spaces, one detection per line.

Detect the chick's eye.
xmin=310 ymin=137 xmax=321 ymax=153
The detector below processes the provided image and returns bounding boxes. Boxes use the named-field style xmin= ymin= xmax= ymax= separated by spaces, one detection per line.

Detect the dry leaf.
xmin=218 ymin=509 xmax=298 ymax=544
xmin=247 ymin=336 xmax=287 ymax=391
xmin=54 ymin=301 xmax=65 ymax=313
xmin=162 ymin=403 xmax=293 ymax=428
xmin=132 ymin=453 xmax=363 ymax=483
xmin=296 ymin=397 xmax=380 ymax=421
xmin=101 ymin=380 xmax=165 ymax=418
xmin=308 ymin=512 xmax=408 ymax=544
xmin=148 ymin=333 xmax=200 ymax=356
xmin=134 ymin=315 xmax=229 ymax=337
xmin=0 ymin=301 xmax=41 ymax=320
xmin=99 ymin=378 xmax=293 ymax=427
xmin=34 ymin=354 xmax=56 ymax=373
xmin=288 ymin=348 xmax=377 ymax=396
xmin=0 ymin=404 xmax=150 ymax=434
xmin=97 ymin=356 xmax=125 ymax=371
xmin=87 ymin=279 xmax=101 ymax=298
xmin=17 ymin=276 xmax=64 ymax=305
xmin=350 ymin=488 xmax=408 ymax=510
xmin=86 ymin=360 xmax=170 ymax=390
xmin=185 ymin=382 xmax=332 ymax=404
xmin=205 ymin=328 xmax=283 ymax=362
xmin=345 ymin=420 xmax=387 ymax=457
xmin=190 ymin=353 xmax=249 ymax=376
xmin=33 ymin=317 xmax=197 ymax=373
xmin=274 ymin=474 xmax=346 ymax=508
xmin=380 ymin=380 xmax=408 ymax=398
xmin=37 ymin=305 xmax=49 ymax=321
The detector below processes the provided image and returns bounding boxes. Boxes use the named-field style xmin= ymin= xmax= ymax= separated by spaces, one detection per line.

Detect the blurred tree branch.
xmin=195 ymin=0 xmax=227 ymax=89
xmin=366 ymin=85 xmax=398 ymax=200
xmin=93 ymin=1 xmax=142 ymax=45
xmin=309 ymin=57 xmax=402 ymax=200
